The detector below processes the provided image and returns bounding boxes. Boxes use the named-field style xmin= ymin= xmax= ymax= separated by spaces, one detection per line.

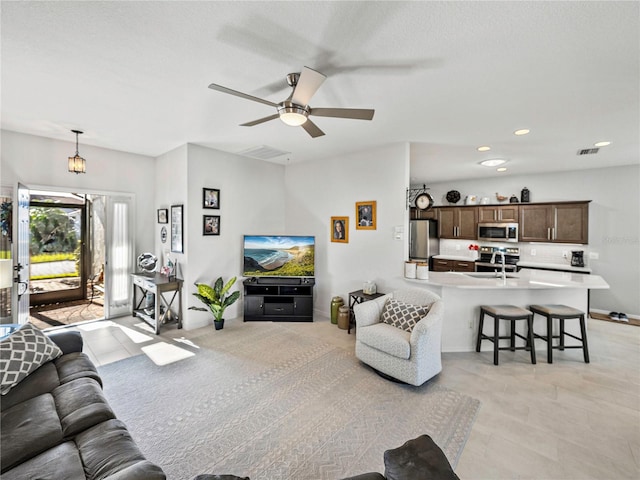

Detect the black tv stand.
xmin=243 ymin=277 xmax=315 ymax=322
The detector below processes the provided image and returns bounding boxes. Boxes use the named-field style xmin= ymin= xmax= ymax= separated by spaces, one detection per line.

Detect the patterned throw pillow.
xmin=0 ymin=323 xmax=63 ymax=395
xmin=381 ymin=298 xmax=430 ymax=332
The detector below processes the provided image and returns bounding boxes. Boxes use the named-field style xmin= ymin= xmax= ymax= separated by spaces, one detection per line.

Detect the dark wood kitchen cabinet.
xmin=432 ymin=258 xmax=475 ymax=272
xmin=437 ymin=207 xmax=478 ymax=239
xmin=478 ymin=205 xmax=519 ymax=223
xmin=519 ymin=201 xmax=589 ymax=244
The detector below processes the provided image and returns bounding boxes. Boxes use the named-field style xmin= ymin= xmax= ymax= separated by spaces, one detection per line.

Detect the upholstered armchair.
xmin=354 ymin=289 xmax=443 ymax=386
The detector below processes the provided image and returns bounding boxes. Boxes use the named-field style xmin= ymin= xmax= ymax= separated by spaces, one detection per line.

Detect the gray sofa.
xmin=0 ymin=327 xmax=165 ymax=479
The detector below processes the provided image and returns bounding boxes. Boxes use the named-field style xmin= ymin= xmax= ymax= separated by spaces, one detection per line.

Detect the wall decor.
xmin=160 ymin=226 xmax=167 ymax=243
xmin=203 ymin=188 xmax=220 ymax=209
xmin=157 ymin=208 xmax=168 ymax=224
xmin=170 ymin=205 xmax=184 ymax=253
xmin=355 ymin=201 xmax=376 ymax=230
xmin=331 ymin=216 xmax=349 ymax=243
xmin=203 ymin=215 xmax=220 ymax=236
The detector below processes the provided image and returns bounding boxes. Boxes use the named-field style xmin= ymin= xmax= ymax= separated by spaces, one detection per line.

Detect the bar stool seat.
xmin=476 ymin=305 xmax=536 ymax=365
xmin=529 ymin=304 xmax=589 ymax=363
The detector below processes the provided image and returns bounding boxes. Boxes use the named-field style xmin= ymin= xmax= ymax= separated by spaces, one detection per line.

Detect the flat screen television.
xmin=243 ymin=235 xmax=315 ymax=277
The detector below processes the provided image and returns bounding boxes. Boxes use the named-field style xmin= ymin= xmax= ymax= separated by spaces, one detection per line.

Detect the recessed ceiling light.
xmin=497 ymin=167 xmax=507 ymax=172
xmin=477 ymin=146 xmax=491 ymax=152
xmin=514 ymin=129 xmax=530 ymax=136
xmin=594 ymin=141 xmax=611 ymax=147
xmin=480 ymin=159 xmax=507 ymax=167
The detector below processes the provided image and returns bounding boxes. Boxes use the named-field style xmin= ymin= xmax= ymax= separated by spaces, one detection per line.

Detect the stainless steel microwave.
xmin=477 ymin=222 xmax=519 ymax=243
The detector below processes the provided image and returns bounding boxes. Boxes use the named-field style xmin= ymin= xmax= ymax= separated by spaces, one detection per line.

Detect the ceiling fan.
xmin=208 ymin=66 xmax=375 ymax=138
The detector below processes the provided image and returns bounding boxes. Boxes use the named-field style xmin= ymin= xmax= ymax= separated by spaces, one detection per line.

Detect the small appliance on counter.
xmin=571 ymin=250 xmax=585 ymax=267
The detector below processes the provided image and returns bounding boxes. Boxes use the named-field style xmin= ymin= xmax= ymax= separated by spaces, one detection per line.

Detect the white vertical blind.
xmin=105 ymin=196 xmax=134 ymax=317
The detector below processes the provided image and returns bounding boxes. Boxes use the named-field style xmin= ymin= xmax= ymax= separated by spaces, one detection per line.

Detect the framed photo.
xmin=203 ymin=215 xmax=220 ymax=236
xmin=356 ymin=201 xmax=377 ymax=230
xmin=331 ymin=216 xmax=349 ymax=243
xmin=203 ymin=188 xmax=220 ymax=209
xmin=170 ymin=205 xmax=184 ymax=253
xmin=157 ymin=208 xmax=168 ymax=224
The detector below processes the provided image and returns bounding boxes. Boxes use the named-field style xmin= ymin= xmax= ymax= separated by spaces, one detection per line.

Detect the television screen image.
xmin=243 ymin=235 xmax=315 ymax=277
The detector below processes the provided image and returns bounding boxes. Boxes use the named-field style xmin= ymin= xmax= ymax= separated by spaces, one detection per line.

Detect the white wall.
xmin=0 ymin=130 xmax=156 ymax=259
xmin=155 ymin=144 xmax=286 ymax=330
xmin=285 ymin=143 xmax=410 ymax=317
xmin=423 ymin=164 xmax=640 ymax=316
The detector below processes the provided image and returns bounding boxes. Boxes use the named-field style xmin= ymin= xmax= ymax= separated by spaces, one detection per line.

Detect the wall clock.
xmin=415 ymin=192 xmax=434 ymax=210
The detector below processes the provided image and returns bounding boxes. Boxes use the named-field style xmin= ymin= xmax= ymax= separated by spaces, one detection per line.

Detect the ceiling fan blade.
xmin=208 ymin=83 xmax=278 ymax=108
xmin=291 ymin=67 xmax=326 ymax=106
xmin=240 ymin=114 xmax=280 ymax=127
xmin=301 ymin=119 xmax=325 ymax=138
xmin=310 ymin=107 xmax=375 ymax=121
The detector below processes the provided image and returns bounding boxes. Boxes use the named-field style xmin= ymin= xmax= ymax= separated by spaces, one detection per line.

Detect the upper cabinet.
xmin=478 ymin=205 xmax=519 ymax=223
xmin=519 ymin=202 xmax=589 ymax=244
xmin=437 ymin=207 xmax=478 ymax=239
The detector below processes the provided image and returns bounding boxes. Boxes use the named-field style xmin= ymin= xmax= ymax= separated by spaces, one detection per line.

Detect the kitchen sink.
xmin=465 ymin=273 xmax=518 ymax=279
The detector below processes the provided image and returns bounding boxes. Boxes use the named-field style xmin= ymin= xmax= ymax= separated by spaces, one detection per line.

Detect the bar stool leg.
xmin=579 ymin=314 xmax=590 ymax=363
xmin=476 ymin=308 xmax=485 ymax=353
xmin=546 ymin=314 xmax=553 ymax=364
xmin=559 ymin=318 xmax=565 ymax=350
xmin=493 ymin=315 xmax=500 ymax=366
xmin=527 ymin=314 xmax=537 ymax=364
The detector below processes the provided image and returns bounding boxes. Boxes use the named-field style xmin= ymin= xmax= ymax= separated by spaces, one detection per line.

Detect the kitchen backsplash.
xmin=439 ymin=239 xmax=590 ymax=266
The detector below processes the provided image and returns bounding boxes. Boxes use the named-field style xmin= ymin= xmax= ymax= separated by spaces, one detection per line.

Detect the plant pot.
xmin=214 ymin=319 xmax=224 ymax=330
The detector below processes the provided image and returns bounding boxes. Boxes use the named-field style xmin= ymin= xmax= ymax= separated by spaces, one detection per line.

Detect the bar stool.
xmin=476 ymin=305 xmax=536 ymax=365
xmin=529 ymin=304 xmax=589 ymax=363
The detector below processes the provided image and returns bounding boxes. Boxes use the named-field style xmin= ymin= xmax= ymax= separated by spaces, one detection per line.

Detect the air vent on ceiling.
xmin=577 ymin=148 xmax=600 ymax=156
xmin=237 ymin=145 xmax=290 ymax=160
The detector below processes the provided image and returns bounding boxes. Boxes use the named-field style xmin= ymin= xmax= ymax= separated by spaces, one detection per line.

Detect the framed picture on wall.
xmin=203 ymin=188 xmax=220 ymax=209
xmin=170 ymin=205 xmax=184 ymax=253
xmin=203 ymin=215 xmax=220 ymax=236
xmin=356 ymin=201 xmax=376 ymax=230
xmin=331 ymin=216 xmax=349 ymax=243
xmin=157 ymin=208 xmax=168 ymax=224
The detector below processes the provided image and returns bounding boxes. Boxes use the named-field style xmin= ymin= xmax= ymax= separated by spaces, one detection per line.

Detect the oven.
xmin=475 ymin=246 xmax=520 ymax=272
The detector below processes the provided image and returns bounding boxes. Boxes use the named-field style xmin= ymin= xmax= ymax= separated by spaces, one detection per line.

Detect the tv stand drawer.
xmin=264 ymin=302 xmax=295 ymax=316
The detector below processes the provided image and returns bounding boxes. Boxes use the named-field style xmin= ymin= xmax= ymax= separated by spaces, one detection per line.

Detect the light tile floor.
xmin=69 ymin=315 xmax=639 ymax=479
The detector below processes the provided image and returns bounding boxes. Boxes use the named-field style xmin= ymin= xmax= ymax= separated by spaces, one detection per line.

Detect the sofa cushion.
xmin=75 ymin=419 xmax=166 ymax=479
xmin=384 ymin=434 xmax=460 ymax=480
xmin=0 ymin=441 xmax=85 ymax=480
xmin=0 ymin=352 xmax=101 ymax=410
xmin=52 ymin=377 xmax=115 ymax=438
xmin=380 ymin=299 xmax=429 ymax=333
xmin=1 ymin=323 xmax=63 ymax=395
xmin=0 ymin=394 xmax=64 ymax=473
xmin=358 ymin=323 xmax=411 ymax=360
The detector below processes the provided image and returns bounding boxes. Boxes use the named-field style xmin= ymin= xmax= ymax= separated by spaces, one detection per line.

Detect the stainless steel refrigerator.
xmin=409 ymin=219 xmax=439 ymax=261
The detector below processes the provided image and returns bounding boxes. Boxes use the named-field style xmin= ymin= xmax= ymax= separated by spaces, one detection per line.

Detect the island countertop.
xmin=405 ymin=269 xmax=609 ymax=290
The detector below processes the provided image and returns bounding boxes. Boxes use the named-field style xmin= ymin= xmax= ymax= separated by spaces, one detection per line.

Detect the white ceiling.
xmin=1 ymin=1 xmax=638 ymax=183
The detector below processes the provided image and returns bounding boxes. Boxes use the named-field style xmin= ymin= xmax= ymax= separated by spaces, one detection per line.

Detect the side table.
xmin=131 ymin=273 xmax=183 ymax=334
xmin=348 ymin=289 xmax=385 ymax=334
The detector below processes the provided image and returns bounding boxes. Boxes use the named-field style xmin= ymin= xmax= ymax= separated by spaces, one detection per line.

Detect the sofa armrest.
xmin=47 ymin=330 xmax=83 ymax=354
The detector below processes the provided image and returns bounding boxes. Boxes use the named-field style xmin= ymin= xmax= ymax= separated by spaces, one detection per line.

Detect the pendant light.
xmin=68 ymin=129 xmax=86 ymax=174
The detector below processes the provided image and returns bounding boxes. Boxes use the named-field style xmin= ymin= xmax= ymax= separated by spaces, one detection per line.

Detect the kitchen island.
xmin=404 ymin=269 xmax=609 ymax=353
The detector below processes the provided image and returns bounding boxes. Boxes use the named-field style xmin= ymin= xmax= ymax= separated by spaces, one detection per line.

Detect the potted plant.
xmin=189 ymin=276 xmax=240 ymax=330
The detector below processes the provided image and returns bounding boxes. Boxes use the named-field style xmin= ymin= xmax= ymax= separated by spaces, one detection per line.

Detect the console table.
xmin=131 ymin=273 xmax=183 ymax=334
xmin=348 ymin=289 xmax=385 ymax=334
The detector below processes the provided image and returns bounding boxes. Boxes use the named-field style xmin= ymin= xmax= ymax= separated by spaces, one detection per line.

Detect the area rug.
xmin=98 ymin=322 xmax=480 ymax=480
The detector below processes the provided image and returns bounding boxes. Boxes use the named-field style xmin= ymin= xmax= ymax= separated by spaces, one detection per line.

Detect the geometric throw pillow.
xmin=0 ymin=323 xmax=63 ymax=395
xmin=381 ymin=298 xmax=430 ymax=333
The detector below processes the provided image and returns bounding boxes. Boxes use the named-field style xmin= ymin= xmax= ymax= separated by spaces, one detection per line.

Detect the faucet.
xmin=490 ymin=251 xmax=507 ymax=281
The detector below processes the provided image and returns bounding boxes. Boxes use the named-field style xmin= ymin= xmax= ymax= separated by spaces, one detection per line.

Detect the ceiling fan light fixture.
xmin=68 ymin=129 xmax=86 ymax=174
xmin=277 ymin=102 xmax=309 ymax=126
